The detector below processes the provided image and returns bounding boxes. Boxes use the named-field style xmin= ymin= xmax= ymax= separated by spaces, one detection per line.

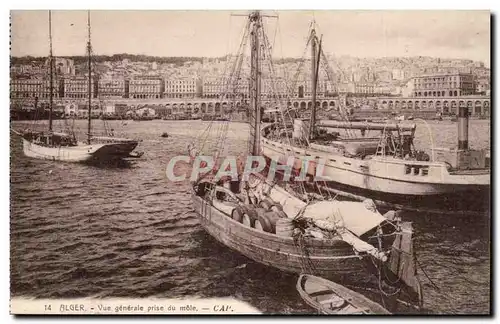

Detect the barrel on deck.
xmin=275 ymin=218 xmax=295 ymax=237
xmin=254 ymin=209 xmax=286 ymax=233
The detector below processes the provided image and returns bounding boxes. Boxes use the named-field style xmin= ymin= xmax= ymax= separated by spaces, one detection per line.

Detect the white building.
xmin=164 ymin=77 xmax=199 ymax=98
xmin=401 ymin=79 xmax=415 ymax=97
xmin=392 ymin=69 xmax=406 ymax=81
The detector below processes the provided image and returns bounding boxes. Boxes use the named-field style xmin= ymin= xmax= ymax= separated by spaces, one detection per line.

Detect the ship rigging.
xmin=11 ymin=10 xmax=141 ymax=163
xmin=188 ymin=11 xmax=423 ymax=313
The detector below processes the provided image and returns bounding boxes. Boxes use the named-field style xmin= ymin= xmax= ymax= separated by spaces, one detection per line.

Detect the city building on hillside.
xmin=164 ymin=77 xmax=199 ymax=98
xmin=98 ymin=77 xmax=126 ymax=98
xmin=10 ymin=77 xmax=61 ymax=100
xmin=355 ymin=83 xmax=375 ymax=95
xmin=392 ymin=69 xmax=406 ymax=81
xmin=476 ymin=78 xmax=490 ymax=95
xmin=337 ymin=82 xmax=355 ymax=94
xmin=10 ymin=65 xmax=26 ymax=75
xmin=64 ymin=76 xmax=98 ymax=99
xmin=202 ymin=76 xmax=221 ymax=98
xmin=202 ymin=76 xmax=249 ymax=99
xmin=401 ymin=79 xmax=415 ymax=97
xmin=349 ymin=69 xmax=364 ymax=83
xmin=336 ymin=82 xmax=375 ymax=96
xmin=44 ymin=58 xmax=75 ymax=75
xmin=10 ymin=64 xmax=47 ymax=78
xmin=412 ymin=72 xmax=476 ymax=97
xmin=296 ymin=79 xmax=333 ymax=98
xmin=376 ymin=70 xmax=392 ymax=82
xmin=129 ymin=76 xmax=164 ymax=99
xmin=373 ymin=84 xmax=393 ymax=96
xmin=262 ymin=77 xmax=289 ymax=99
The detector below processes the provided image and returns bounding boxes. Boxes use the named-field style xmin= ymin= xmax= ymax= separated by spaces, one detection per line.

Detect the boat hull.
xmin=261 ymin=133 xmax=490 ymax=211
xmin=191 ymin=192 xmax=371 ymax=278
xmin=311 ymin=180 xmax=489 ymax=212
xmin=22 ymin=138 xmax=138 ymax=162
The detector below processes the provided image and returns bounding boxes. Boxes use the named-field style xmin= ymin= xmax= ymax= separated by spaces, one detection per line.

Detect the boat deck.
xmin=449 ymin=168 xmax=490 ymax=176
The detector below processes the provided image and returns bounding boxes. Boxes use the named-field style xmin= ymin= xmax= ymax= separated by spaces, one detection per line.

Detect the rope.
xmin=414 ymin=254 xmax=441 ymax=292
xmin=370 ymin=254 xmax=402 ymax=297
xmin=293 ymin=231 xmax=318 ymax=275
xmin=209 ymin=18 xmax=251 ymax=160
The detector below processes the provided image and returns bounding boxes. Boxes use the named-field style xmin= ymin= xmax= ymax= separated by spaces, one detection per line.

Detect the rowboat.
xmin=296 ymin=274 xmax=390 ymax=315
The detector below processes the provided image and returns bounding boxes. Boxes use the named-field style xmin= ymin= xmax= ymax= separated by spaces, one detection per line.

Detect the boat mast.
xmin=250 ymin=11 xmax=262 ymax=156
xmin=309 ymin=28 xmax=317 ymax=139
xmin=87 ymin=10 xmax=92 ymax=144
xmin=48 ymin=10 xmax=54 ymax=132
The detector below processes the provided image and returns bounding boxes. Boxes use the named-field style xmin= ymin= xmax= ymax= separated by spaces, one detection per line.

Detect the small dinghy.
xmin=296 ymin=274 xmax=391 ymax=315
xmin=160 ymin=132 xmax=169 ymax=138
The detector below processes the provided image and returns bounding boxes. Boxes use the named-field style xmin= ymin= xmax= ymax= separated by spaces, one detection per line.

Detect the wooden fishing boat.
xmin=296 ymin=274 xmax=390 ymax=315
xmin=192 ymin=178 xmax=399 ymax=277
xmin=13 ymin=11 xmax=139 ymax=163
xmin=189 ymin=11 xmax=423 ymax=309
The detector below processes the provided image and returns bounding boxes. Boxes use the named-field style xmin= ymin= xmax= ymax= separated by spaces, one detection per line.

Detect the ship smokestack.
xmin=458 ymin=105 xmax=469 ymax=150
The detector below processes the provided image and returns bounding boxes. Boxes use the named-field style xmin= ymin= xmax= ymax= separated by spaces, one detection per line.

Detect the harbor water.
xmin=10 ymin=119 xmax=490 ymax=314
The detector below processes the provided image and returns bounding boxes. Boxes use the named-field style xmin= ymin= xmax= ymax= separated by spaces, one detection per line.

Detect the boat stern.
xmin=89 ymin=141 xmax=139 ymax=160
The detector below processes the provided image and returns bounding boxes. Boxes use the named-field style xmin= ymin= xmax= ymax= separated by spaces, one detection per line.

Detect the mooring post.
xmin=458 ymin=105 xmax=469 ymax=150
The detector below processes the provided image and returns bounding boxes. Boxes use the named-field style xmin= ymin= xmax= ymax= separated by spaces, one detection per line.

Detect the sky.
xmin=10 ymin=10 xmax=491 ymax=67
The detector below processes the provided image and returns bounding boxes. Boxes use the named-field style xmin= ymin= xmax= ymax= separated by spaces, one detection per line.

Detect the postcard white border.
xmin=3 ymin=0 xmax=497 ymax=323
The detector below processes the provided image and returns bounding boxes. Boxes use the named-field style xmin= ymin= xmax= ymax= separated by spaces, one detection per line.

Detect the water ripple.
xmin=10 ymin=119 xmax=490 ymax=314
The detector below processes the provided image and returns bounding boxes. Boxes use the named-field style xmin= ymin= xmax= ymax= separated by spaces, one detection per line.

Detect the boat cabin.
xmin=23 ymin=131 xmax=77 ymax=148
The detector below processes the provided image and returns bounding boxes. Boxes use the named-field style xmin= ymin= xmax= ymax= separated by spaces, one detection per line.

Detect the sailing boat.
xmin=15 ymin=11 xmax=139 ymax=163
xmin=259 ymin=24 xmax=490 ymax=212
xmin=189 ymin=11 xmax=422 ymax=310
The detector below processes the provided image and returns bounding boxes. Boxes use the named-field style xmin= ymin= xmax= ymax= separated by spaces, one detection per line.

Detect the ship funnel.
xmin=458 ymin=105 xmax=469 ymax=150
